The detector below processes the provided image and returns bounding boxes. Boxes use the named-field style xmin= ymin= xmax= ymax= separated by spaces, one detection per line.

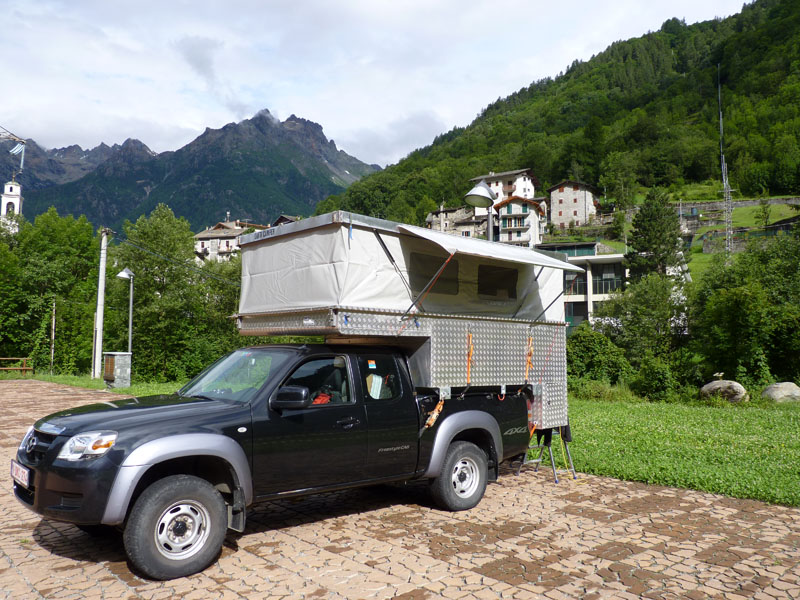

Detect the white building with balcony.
xmin=493 ymin=197 xmax=546 ymax=247
xmin=194 ymin=218 xmax=268 ymax=262
xmin=535 ymin=241 xmax=626 ymax=334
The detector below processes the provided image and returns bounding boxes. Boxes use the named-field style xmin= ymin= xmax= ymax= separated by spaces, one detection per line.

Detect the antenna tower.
xmin=718 ymin=65 xmax=733 ymax=257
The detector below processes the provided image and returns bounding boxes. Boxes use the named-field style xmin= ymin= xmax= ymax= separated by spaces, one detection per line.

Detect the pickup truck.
xmin=11 ymin=344 xmax=531 ymax=580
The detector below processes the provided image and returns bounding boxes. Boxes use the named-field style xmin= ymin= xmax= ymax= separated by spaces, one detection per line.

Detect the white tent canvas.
xmin=239 ymin=212 xmax=582 ymax=323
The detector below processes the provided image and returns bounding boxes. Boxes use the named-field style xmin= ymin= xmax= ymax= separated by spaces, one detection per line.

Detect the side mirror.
xmin=270 ymin=386 xmax=311 ymax=411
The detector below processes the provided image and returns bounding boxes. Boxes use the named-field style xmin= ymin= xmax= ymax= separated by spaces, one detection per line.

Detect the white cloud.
xmin=2 ymin=0 xmax=744 ymax=165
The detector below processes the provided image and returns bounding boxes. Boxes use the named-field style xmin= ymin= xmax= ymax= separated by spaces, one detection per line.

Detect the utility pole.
xmin=718 ymin=64 xmax=733 ymax=258
xmin=92 ymin=228 xmax=111 ymax=379
xmin=50 ymin=298 xmax=56 ymax=375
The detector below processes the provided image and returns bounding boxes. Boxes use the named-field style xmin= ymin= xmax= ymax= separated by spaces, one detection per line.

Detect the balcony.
xmin=592 ymin=277 xmax=625 ymax=295
xmin=500 ymin=222 xmax=530 ymax=231
xmin=502 ymin=184 xmax=516 ymax=194
xmin=565 ymin=279 xmax=587 ymax=295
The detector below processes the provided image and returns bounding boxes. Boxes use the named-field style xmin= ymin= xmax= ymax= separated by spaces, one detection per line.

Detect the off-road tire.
xmin=123 ymin=474 xmax=227 ymax=580
xmin=430 ymin=441 xmax=488 ymax=511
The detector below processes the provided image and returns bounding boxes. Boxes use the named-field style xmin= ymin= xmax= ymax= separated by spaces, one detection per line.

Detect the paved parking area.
xmin=1 ymin=380 xmax=799 ymax=599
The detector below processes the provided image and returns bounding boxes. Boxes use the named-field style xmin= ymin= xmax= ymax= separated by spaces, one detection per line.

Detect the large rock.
xmin=762 ymin=382 xmax=800 ymax=403
xmin=700 ymin=380 xmax=749 ymax=403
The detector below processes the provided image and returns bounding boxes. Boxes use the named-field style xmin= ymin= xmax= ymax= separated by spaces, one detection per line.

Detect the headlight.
xmin=57 ymin=431 xmax=118 ymax=461
xmin=18 ymin=426 xmax=33 ymax=450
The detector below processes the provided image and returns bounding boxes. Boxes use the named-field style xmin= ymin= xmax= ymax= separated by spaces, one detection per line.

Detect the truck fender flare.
xmin=422 ymin=410 xmax=503 ymax=478
xmin=101 ymin=433 xmax=252 ymax=525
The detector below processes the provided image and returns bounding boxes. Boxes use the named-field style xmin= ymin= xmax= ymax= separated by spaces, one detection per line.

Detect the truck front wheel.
xmin=123 ymin=474 xmax=227 ymax=580
xmin=430 ymin=441 xmax=488 ymax=511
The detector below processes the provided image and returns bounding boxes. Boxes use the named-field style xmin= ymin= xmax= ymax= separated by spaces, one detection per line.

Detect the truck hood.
xmin=34 ymin=394 xmax=236 ymax=435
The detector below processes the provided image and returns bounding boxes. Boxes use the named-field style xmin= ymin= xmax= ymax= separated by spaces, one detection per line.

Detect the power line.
xmin=113 ymin=236 xmax=241 ymax=287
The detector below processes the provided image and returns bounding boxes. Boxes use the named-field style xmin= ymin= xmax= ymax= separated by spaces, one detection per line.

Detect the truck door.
xmin=251 ymin=355 xmax=367 ymax=496
xmin=355 ymin=353 xmax=419 ymax=479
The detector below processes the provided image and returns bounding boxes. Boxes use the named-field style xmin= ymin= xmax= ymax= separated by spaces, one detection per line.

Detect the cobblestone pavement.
xmin=2 ymin=380 xmax=799 ymax=599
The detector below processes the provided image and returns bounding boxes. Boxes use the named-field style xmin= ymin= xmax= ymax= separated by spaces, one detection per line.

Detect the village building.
xmin=425 ymin=205 xmax=486 ymax=238
xmin=547 ymin=180 xmax=600 ymax=230
xmin=494 ymin=196 xmax=547 ymax=247
xmin=194 ymin=218 xmax=268 ymax=262
xmin=535 ymin=241 xmax=626 ymax=334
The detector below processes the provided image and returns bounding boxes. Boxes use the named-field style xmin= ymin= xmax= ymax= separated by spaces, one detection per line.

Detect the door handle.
xmin=337 ymin=416 xmax=361 ymax=430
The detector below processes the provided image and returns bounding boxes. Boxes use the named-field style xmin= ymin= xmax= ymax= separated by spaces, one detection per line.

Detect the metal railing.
xmin=592 ymin=277 xmax=624 ymax=294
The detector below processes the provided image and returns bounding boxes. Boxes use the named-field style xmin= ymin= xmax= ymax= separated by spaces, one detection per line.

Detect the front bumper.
xmin=13 ymin=438 xmax=119 ymax=525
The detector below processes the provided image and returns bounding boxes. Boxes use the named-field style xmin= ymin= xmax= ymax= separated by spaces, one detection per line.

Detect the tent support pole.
xmin=401 ymin=253 xmax=455 ymax=320
xmin=373 ymin=231 xmax=414 ymax=301
xmin=532 ymin=290 xmax=565 ymax=323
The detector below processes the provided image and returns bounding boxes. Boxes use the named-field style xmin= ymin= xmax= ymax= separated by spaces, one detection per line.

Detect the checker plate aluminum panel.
xmin=238 ymin=307 xmax=567 ymax=427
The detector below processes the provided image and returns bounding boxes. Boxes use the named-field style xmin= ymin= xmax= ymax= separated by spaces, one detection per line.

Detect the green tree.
xmin=0 ymin=209 xmax=98 ymax=372
xmin=594 ymin=273 xmax=686 ymax=368
xmin=690 ymin=233 xmax=800 ymax=383
xmin=109 ymin=204 xmax=209 ymax=381
xmin=624 ymin=188 xmax=681 ymax=282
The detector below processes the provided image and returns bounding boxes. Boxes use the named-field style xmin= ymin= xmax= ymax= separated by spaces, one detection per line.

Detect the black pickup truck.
xmin=11 ymin=344 xmax=531 ymax=580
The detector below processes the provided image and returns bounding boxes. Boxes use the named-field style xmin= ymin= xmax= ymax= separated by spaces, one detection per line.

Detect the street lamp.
xmin=116 ymin=267 xmax=134 ymax=353
xmin=464 ymin=180 xmax=497 ymax=241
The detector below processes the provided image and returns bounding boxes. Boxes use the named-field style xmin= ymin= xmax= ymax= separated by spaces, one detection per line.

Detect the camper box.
xmin=236 ymin=211 xmax=583 ymax=429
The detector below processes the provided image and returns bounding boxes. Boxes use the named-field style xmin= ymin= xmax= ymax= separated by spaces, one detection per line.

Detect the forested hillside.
xmin=317 ymin=0 xmax=800 ymax=223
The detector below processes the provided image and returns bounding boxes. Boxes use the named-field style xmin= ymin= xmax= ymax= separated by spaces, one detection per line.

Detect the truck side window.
xmin=283 ymin=356 xmax=351 ymax=405
xmin=358 ymin=356 xmax=402 ymax=400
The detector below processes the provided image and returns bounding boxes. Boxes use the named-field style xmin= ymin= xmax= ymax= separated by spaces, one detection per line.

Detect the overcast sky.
xmin=4 ymin=0 xmax=745 ymax=166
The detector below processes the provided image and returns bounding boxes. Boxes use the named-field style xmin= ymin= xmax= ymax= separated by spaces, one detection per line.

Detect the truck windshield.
xmin=180 ymin=348 xmax=292 ymax=403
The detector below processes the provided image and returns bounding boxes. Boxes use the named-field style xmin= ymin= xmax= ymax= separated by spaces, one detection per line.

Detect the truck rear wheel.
xmin=123 ymin=474 xmax=227 ymax=580
xmin=430 ymin=441 xmax=488 ymax=511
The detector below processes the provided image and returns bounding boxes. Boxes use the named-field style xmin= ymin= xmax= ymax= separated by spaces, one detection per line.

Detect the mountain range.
xmin=3 ymin=110 xmax=379 ymax=230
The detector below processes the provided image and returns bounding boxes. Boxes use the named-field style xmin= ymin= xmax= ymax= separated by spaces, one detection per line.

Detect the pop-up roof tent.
xmin=238 ymin=211 xmax=582 ymax=327
xmin=238 ymin=211 xmax=581 ymax=417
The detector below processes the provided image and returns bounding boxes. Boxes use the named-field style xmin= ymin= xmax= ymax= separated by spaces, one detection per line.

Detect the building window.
xmin=573 ymin=184 xmax=579 ymax=191
xmin=506 ymin=205 xmax=512 ymax=214
xmin=558 ymin=211 xmax=562 ymax=217
xmin=573 ymin=198 xmax=577 ymax=203
xmin=200 ymin=241 xmax=205 ymax=248
xmin=576 ymin=220 xmax=580 ymax=226
xmin=462 ymin=231 xmax=470 ymax=237
xmin=559 ymin=186 xmax=564 ymax=192
xmin=559 ymin=198 xmax=563 ymax=204
xmin=516 ymin=231 xmax=521 ymax=238
xmin=573 ymin=210 xmax=578 ymax=216
xmin=522 ymin=204 xmax=528 ymax=213
xmin=560 ymin=223 xmax=565 ymax=229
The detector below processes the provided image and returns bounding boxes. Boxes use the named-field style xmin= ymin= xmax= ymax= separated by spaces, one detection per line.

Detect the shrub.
xmin=631 ymin=354 xmax=677 ymax=402
xmin=567 ymin=322 xmax=634 ymax=384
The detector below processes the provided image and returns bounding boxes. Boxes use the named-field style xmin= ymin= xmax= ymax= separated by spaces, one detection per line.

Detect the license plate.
xmin=10 ymin=460 xmax=30 ymax=488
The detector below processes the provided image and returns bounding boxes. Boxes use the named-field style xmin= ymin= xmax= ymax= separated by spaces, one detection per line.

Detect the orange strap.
xmin=424 ymin=399 xmax=445 ymax=429
xmin=524 ymin=335 xmax=534 ymax=383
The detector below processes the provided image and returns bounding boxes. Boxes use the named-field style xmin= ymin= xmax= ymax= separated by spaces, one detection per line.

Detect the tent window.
xmin=477 ymin=265 xmax=518 ymax=299
xmin=409 ymin=252 xmax=459 ymax=295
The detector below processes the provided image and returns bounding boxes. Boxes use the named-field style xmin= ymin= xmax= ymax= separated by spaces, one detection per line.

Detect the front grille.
xmin=25 ymin=430 xmax=59 ymax=464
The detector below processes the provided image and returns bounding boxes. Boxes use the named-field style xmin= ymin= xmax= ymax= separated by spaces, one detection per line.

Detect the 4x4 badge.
xmin=26 ymin=434 xmax=37 ymax=454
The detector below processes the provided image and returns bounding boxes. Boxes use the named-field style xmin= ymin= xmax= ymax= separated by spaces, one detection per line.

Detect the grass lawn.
xmin=567 ymin=396 xmax=800 ymax=506
xmin=0 ymin=373 xmax=186 ymax=397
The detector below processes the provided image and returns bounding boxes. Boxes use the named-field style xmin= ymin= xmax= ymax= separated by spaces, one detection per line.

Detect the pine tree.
xmin=624 ymin=188 xmax=681 ymax=281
